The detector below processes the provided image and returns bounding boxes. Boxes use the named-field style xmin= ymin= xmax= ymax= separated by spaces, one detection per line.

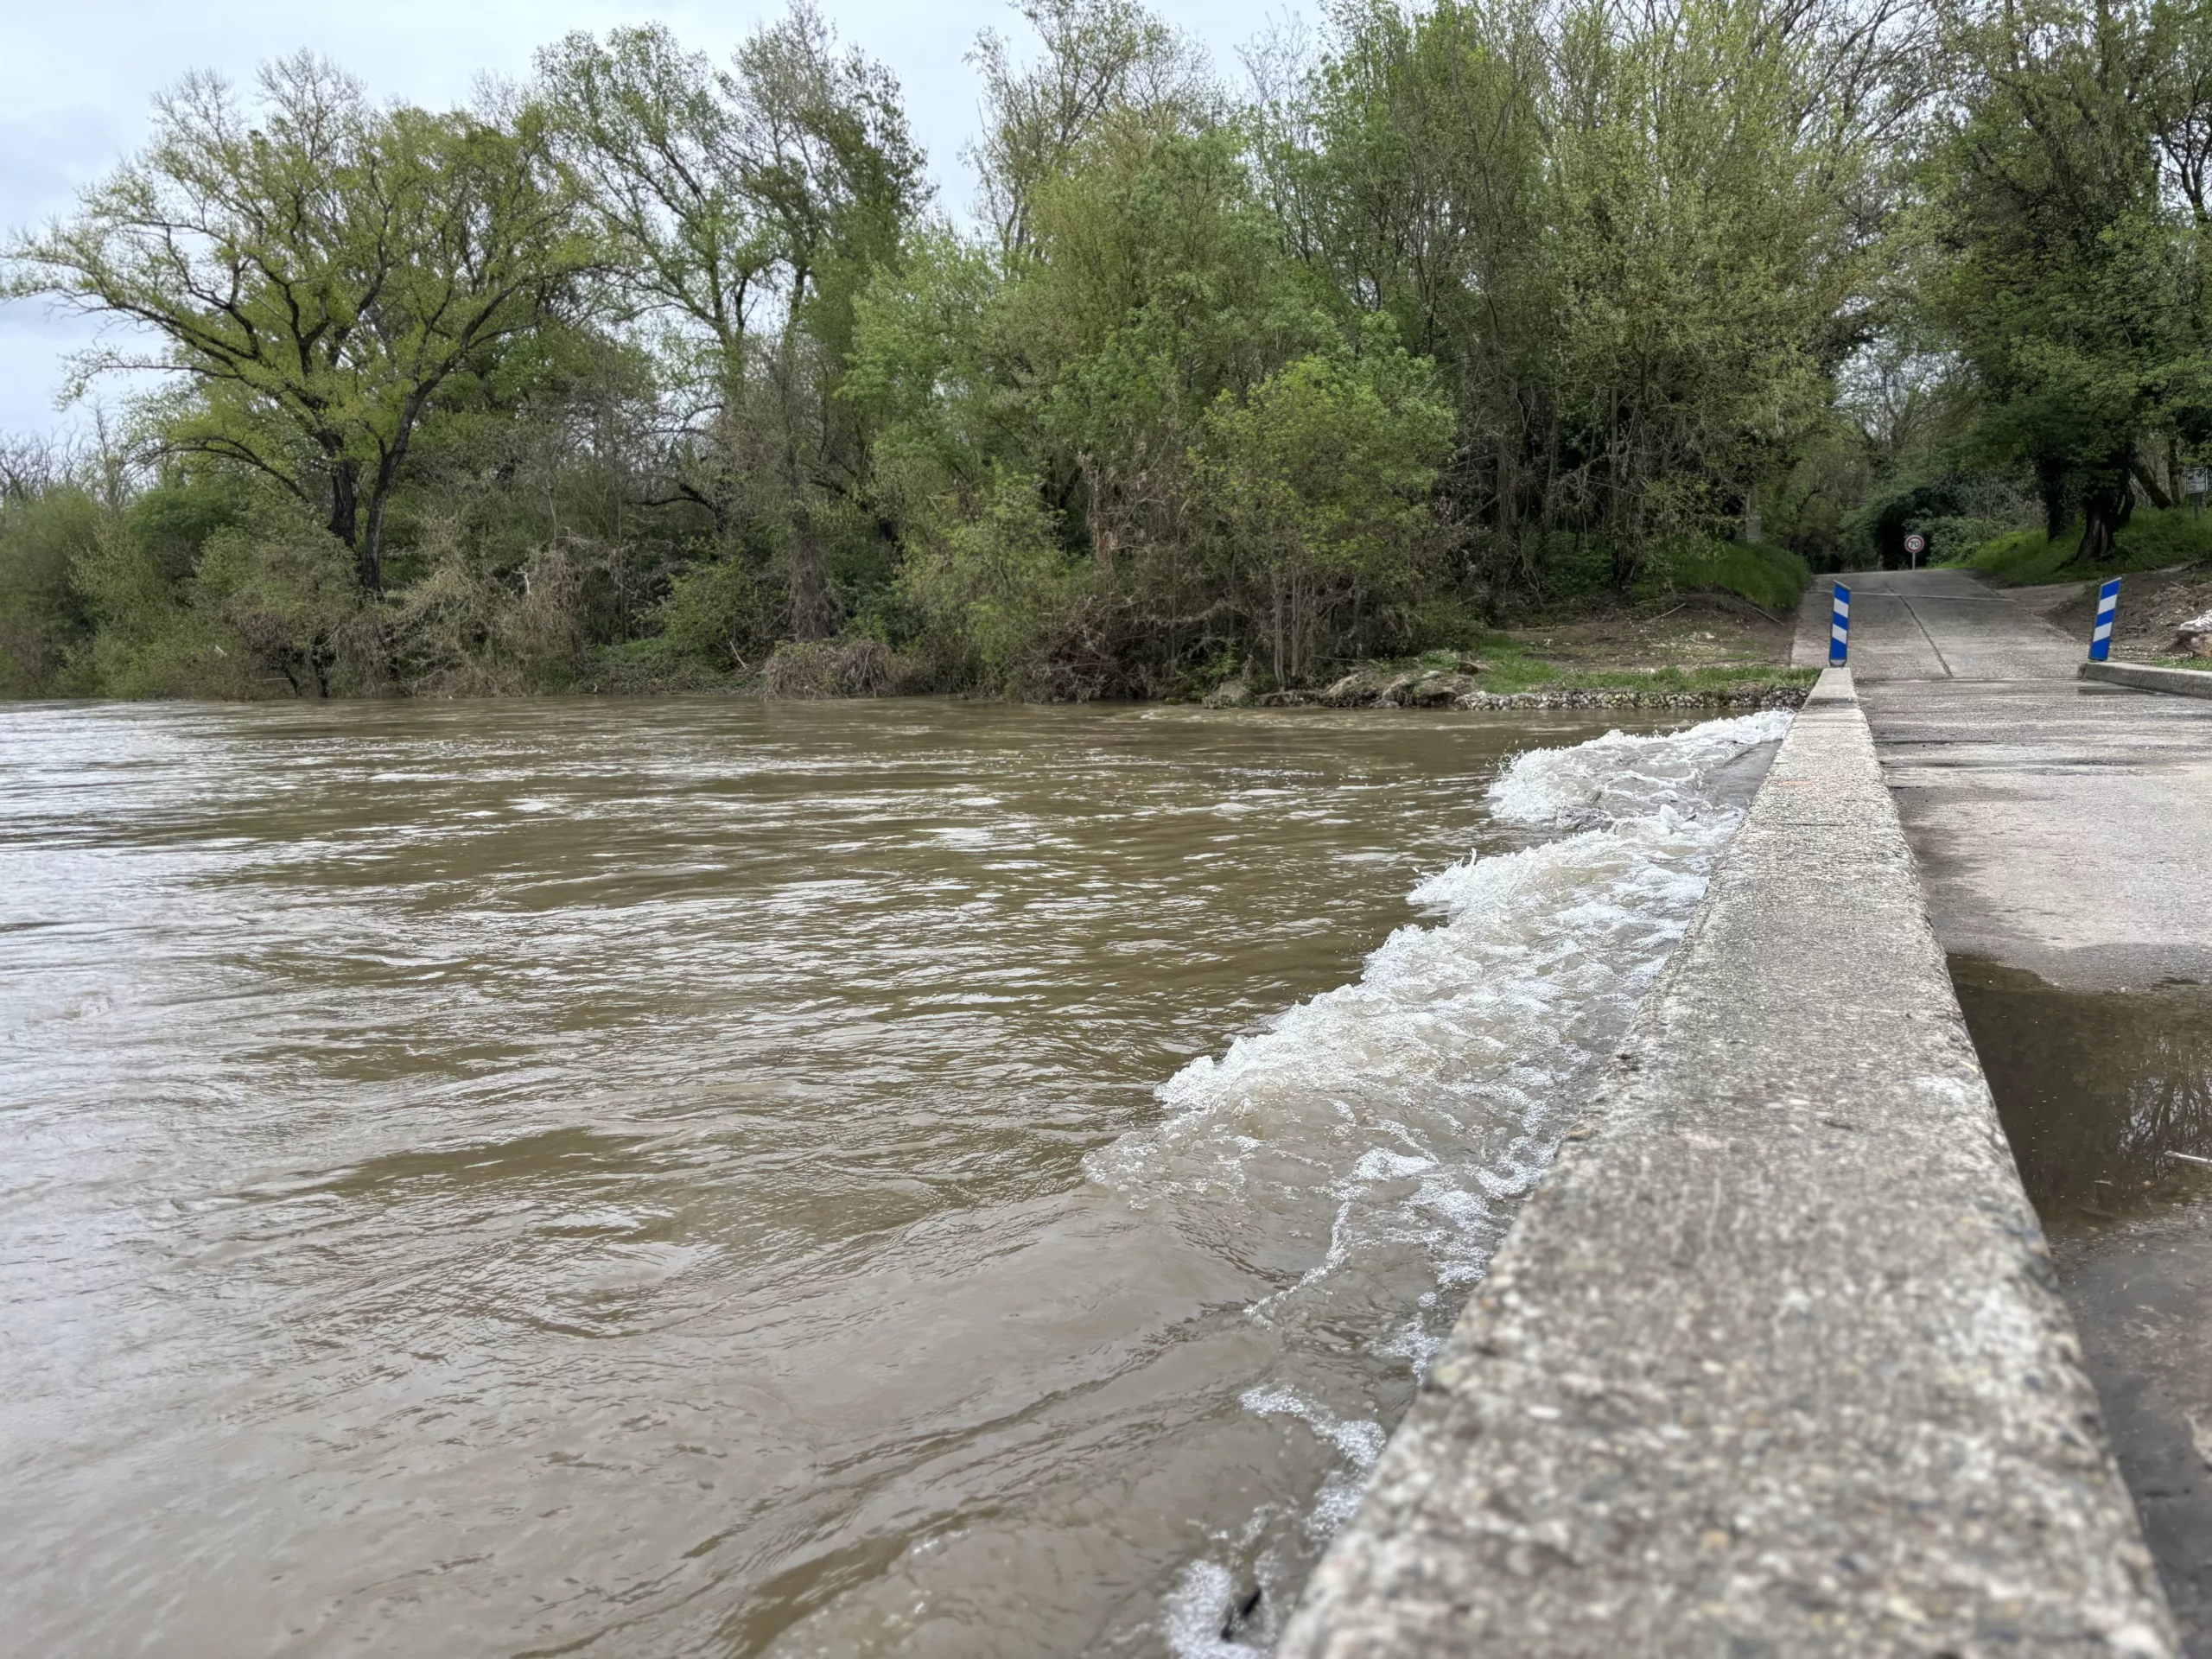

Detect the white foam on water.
xmin=1163 ymin=1559 xmax=1265 ymax=1659
xmin=1085 ymin=710 xmax=1791 ymax=1656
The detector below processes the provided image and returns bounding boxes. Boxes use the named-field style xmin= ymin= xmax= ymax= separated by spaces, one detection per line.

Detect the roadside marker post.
xmin=2090 ymin=578 xmax=2120 ymax=662
xmin=1830 ymin=583 xmax=1850 ymax=666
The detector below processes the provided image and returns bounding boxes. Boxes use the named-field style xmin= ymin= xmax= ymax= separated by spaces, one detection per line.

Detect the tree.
xmin=1923 ymin=0 xmax=2212 ymax=559
xmin=1193 ymin=335 xmax=1456 ymax=683
xmin=537 ymin=3 xmax=927 ymax=634
xmin=1287 ymin=0 xmax=1910 ymax=589
xmin=967 ymin=0 xmax=1215 ymax=257
xmin=5 ymin=55 xmax=590 ymax=592
xmin=534 ymin=22 xmax=775 ymax=416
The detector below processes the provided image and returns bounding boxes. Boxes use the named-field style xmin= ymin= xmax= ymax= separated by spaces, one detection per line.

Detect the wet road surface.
xmin=1820 ymin=568 xmax=2212 ymax=1649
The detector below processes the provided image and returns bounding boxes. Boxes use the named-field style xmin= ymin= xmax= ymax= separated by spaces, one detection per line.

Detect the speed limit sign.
xmin=1904 ymin=531 xmax=1928 ymax=566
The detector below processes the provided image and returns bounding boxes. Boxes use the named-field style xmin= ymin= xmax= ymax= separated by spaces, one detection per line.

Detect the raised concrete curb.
xmin=1280 ymin=667 xmax=2177 ymax=1656
xmin=2081 ymin=660 xmax=2212 ymax=700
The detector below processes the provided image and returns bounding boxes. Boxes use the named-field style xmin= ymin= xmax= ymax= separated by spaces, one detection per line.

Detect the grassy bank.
xmin=1955 ymin=506 xmax=2212 ymax=585
xmin=1467 ymin=641 xmax=1815 ymax=696
xmin=1659 ymin=540 xmax=1812 ymax=615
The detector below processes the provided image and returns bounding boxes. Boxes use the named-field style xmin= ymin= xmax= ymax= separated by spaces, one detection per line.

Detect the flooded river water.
xmin=0 ymin=698 xmax=1783 ymax=1657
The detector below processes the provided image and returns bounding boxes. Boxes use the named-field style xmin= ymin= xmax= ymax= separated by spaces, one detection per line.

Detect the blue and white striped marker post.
xmin=2089 ymin=577 xmax=2120 ymax=662
xmin=1829 ymin=582 xmax=1851 ymax=666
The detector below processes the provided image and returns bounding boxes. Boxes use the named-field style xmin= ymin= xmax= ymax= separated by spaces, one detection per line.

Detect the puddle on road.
xmin=1952 ymin=957 xmax=2212 ymax=1220
xmin=1950 ymin=957 xmax=2212 ymax=1652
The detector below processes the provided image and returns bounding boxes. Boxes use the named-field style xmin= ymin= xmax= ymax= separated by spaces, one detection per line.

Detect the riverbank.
xmin=602 ymin=585 xmax=1821 ymax=709
xmin=1188 ymin=591 xmax=1816 ymax=711
xmin=1203 ymin=670 xmax=1811 ymax=712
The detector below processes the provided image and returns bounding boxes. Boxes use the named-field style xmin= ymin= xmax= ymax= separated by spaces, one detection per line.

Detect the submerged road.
xmin=1814 ymin=567 xmax=2212 ymax=1650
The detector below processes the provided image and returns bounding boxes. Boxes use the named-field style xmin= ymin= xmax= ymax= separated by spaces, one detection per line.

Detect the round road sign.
xmin=1903 ymin=532 xmax=1928 ymax=556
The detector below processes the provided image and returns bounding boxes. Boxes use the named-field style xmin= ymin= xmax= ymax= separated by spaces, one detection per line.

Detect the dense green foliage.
xmin=1963 ymin=505 xmax=2212 ymax=582
xmin=4 ymin=0 xmax=2211 ymax=700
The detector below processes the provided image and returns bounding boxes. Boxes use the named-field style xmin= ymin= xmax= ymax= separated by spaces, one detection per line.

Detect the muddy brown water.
xmin=1952 ymin=957 xmax=2212 ymax=1653
xmin=0 ymin=696 xmax=1781 ymax=1657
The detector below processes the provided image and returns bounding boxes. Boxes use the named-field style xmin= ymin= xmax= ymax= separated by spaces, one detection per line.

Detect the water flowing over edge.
xmin=1083 ymin=710 xmax=1792 ymax=1656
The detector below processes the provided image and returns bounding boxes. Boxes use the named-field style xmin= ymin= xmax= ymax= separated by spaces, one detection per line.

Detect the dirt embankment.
xmin=1493 ymin=590 xmax=1802 ymax=673
xmin=1202 ymin=591 xmax=1811 ymax=710
xmin=2014 ymin=566 xmax=2212 ymax=661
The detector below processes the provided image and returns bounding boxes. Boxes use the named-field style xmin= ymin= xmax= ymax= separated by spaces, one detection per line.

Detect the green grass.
xmin=1344 ymin=637 xmax=1815 ymax=696
xmin=1479 ymin=662 xmax=1816 ymax=696
xmin=1956 ymin=506 xmax=2212 ymax=585
xmin=1459 ymin=635 xmax=1815 ymax=695
xmin=1662 ymin=539 xmax=1813 ymax=613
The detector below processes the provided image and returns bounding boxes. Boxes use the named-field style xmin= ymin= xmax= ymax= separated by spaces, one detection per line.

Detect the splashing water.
xmin=1086 ymin=710 xmax=1789 ymax=1654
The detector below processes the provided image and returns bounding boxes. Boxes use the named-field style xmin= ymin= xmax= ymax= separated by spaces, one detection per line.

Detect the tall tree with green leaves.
xmin=967 ymin=0 xmax=1215 ymax=257
xmin=537 ymin=2 xmax=927 ymax=633
xmin=5 ymin=56 xmax=591 ymax=592
xmin=1286 ymin=0 xmax=1911 ymax=588
xmin=1923 ymin=0 xmax=2180 ymax=558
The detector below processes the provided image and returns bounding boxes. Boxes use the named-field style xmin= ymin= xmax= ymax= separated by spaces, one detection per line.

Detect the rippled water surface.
xmin=0 ymin=697 xmax=1780 ymax=1656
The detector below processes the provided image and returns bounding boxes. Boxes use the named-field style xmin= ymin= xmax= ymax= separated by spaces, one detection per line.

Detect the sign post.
xmin=1904 ymin=531 xmax=1927 ymax=569
xmin=2089 ymin=578 xmax=2120 ymax=662
xmin=1830 ymin=582 xmax=1851 ymax=666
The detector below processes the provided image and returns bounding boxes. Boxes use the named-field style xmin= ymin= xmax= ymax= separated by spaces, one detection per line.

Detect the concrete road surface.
xmin=1805 ymin=567 xmax=2212 ymax=1650
xmin=1810 ymin=568 xmax=2212 ymax=990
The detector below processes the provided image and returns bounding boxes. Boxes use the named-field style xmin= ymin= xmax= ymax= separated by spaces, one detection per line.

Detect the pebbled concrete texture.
xmin=1279 ymin=667 xmax=2177 ymax=1656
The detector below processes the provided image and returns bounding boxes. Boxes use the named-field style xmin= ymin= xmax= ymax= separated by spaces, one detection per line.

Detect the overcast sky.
xmin=0 ymin=0 xmax=1287 ymax=442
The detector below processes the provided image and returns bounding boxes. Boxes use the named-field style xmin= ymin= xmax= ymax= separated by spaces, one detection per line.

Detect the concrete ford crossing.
xmin=1278 ymin=666 xmax=2177 ymax=1657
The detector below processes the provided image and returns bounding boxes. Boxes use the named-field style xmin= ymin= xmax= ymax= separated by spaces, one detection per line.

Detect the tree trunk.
xmin=360 ymin=491 xmax=389 ymax=595
xmin=2038 ymin=456 xmax=2069 ymax=543
xmin=1496 ymin=433 xmax=1518 ymax=565
xmin=2076 ymin=472 xmax=2134 ymax=563
xmin=2130 ymin=456 xmax=2174 ymax=512
xmin=329 ymin=461 xmax=362 ymax=579
xmin=786 ymin=504 xmax=836 ymax=640
xmin=358 ymin=404 xmax=427 ymax=598
xmin=1271 ymin=572 xmax=1286 ymax=689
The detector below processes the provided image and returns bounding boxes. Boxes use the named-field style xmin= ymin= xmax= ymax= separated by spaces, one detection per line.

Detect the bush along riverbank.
xmin=1181 ymin=587 xmax=1817 ymax=712
xmin=710 ymin=585 xmax=1818 ymax=708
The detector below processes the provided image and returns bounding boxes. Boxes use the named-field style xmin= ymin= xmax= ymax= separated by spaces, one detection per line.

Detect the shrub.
xmin=194 ymin=511 xmax=368 ymax=696
xmin=659 ymin=550 xmax=784 ymax=671
xmin=760 ymin=638 xmax=901 ymax=696
xmin=0 ymin=487 xmax=101 ymax=695
xmin=385 ymin=527 xmax=615 ymax=696
xmin=895 ymin=469 xmax=1079 ymax=694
